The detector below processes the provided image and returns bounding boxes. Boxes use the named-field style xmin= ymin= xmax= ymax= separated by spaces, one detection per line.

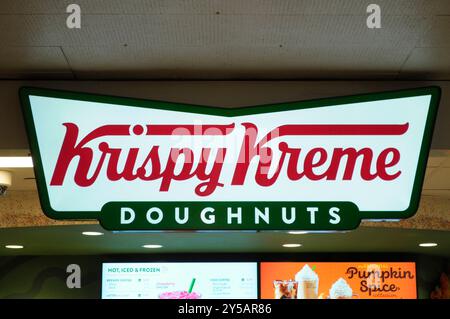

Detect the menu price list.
xmin=102 ymin=262 xmax=257 ymax=299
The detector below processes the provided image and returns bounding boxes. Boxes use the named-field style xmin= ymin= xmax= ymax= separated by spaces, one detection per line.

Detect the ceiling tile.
xmin=0 ymin=10 xmax=431 ymax=47
xmin=418 ymin=16 xmax=450 ymax=48
xmin=0 ymin=46 xmax=70 ymax=72
xmin=0 ymin=0 xmax=447 ymax=80
xmin=427 ymin=156 xmax=447 ymax=167
xmin=0 ymin=0 xmax=66 ymax=14
xmin=400 ymin=47 xmax=450 ymax=78
xmin=423 ymin=167 xmax=450 ymax=190
xmin=432 ymin=0 xmax=450 ymax=14
xmin=443 ymin=157 xmax=450 ymax=168
xmin=0 ymin=15 xmax=126 ymax=46
xmin=62 ymin=44 xmax=407 ymax=80
xmin=423 ymin=167 xmax=436 ymax=189
xmin=0 ymin=0 xmax=441 ymax=15
xmin=422 ymin=189 xmax=450 ymax=197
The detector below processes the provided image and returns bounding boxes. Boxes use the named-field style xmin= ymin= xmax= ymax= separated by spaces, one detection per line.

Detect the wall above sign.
xmin=19 ymin=87 xmax=440 ymax=231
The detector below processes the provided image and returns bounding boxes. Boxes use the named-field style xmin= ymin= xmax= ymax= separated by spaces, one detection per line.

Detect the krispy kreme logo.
xmin=50 ymin=122 xmax=407 ymax=196
xmin=20 ymin=87 xmax=440 ymax=230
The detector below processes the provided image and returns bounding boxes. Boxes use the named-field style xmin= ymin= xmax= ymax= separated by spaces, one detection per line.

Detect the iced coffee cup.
xmin=158 ymin=291 xmax=201 ymax=299
xmin=329 ymin=278 xmax=353 ymax=299
xmin=273 ymin=280 xmax=298 ymax=299
xmin=295 ymin=264 xmax=319 ymax=299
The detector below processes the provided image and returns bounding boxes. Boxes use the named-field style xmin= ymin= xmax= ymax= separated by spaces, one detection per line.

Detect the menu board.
xmin=102 ymin=262 xmax=257 ymax=299
xmin=260 ymin=262 xmax=417 ymax=299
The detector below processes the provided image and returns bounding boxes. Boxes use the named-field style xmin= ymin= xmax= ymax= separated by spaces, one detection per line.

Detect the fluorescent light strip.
xmin=0 ymin=157 xmax=33 ymax=168
xmin=282 ymin=243 xmax=302 ymax=248
xmin=82 ymin=231 xmax=104 ymax=236
xmin=5 ymin=245 xmax=24 ymax=249
xmin=142 ymin=244 xmax=163 ymax=249
xmin=419 ymin=243 xmax=438 ymax=247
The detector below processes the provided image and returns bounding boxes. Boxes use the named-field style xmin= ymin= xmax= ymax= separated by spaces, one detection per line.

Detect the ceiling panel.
xmin=443 ymin=157 xmax=450 ymax=168
xmin=0 ymin=0 xmax=446 ymax=15
xmin=418 ymin=16 xmax=450 ymax=48
xmin=427 ymin=157 xmax=446 ymax=168
xmin=0 ymin=15 xmax=126 ymax=47
xmin=215 ymin=0 xmax=438 ymax=15
xmin=422 ymin=190 xmax=450 ymax=197
xmin=0 ymin=0 xmax=211 ymax=15
xmin=62 ymin=44 xmax=408 ymax=80
xmin=0 ymin=14 xmax=429 ymax=47
xmin=400 ymin=47 xmax=450 ymax=79
xmin=424 ymin=167 xmax=450 ymax=190
xmin=427 ymin=150 xmax=450 ymax=167
xmin=0 ymin=46 xmax=70 ymax=74
xmin=0 ymin=0 xmax=448 ymax=80
xmin=241 ymin=15 xmax=428 ymax=48
xmin=434 ymin=0 xmax=450 ymax=13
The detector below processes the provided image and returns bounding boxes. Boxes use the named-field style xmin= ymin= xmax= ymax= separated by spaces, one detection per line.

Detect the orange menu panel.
xmin=261 ymin=262 xmax=417 ymax=299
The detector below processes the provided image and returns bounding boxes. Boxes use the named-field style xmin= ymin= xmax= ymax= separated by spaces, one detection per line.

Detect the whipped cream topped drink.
xmin=329 ymin=278 xmax=353 ymax=299
xmin=295 ymin=264 xmax=319 ymax=299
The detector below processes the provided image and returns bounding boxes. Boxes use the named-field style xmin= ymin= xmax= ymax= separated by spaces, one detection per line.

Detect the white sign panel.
xmin=20 ymin=87 xmax=440 ymax=230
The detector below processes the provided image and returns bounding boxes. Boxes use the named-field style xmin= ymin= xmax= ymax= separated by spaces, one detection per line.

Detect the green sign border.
xmin=19 ymin=86 xmax=440 ymax=230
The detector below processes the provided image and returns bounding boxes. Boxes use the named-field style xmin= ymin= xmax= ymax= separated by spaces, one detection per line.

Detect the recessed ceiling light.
xmin=0 ymin=157 xmax=33 ymax=168
xmin=82 ymin=231 xmax=104 ymax=236
xmin=419 ymin=242 xmax=438 ymax=247
xmin=288 ymin=231 xmax=308 ymax=235
xmin=5 ymin=245 xmax=24 ymax=249
xmin=282 ymin=243 xmax=302 ymax=248
xmin=142 ymin=244 xmax=163 ymax=249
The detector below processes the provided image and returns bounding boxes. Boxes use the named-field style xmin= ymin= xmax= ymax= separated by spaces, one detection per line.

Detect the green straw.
xmin=188 ymin=278 xmax=196 ymax=293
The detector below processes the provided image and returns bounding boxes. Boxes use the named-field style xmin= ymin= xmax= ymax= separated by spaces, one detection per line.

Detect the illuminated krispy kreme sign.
xmin=20 ymin=87 xmax=440 ymax=230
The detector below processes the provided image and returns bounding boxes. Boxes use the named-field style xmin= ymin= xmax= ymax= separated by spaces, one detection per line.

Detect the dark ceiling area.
xmin=0 ymin=225 xmax=448 ymax=257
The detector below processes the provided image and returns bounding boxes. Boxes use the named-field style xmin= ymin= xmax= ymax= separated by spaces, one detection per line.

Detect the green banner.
xmin=100 ymin=201 xmax=360 ymax=230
